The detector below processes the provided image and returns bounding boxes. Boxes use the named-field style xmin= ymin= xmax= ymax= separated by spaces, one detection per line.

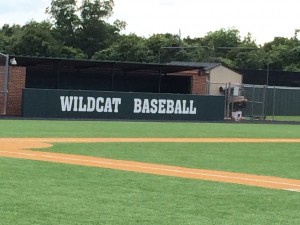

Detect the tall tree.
xmin=77 ymin=0 xmax=121 ymax=58
xmin=10 ymin=21 xmax=61 ymax=57
xmin=80 ymin=0 xmax=114 ymax=21
xmin=1 ymin=21 xmax=86 ymax=59
xmin=47 ymin=0 xmax=79 ymax=47
xmin=146 ymin=33 xmax=183 ymax=63
xmin=202 ymin=28 xmax=241 ymax=48
xmin=93 ymin=34 xmax=154 ymax=62
xmin=0 ymin=24 xmax=22 ymax=53
xmin=262 ymin=36 xmax=300 ymax=71
xmin=47 ymin=0 xmax=124 ymax=58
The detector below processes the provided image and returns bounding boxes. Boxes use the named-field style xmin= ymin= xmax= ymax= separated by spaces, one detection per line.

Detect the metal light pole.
xmin=266 ymin=60 xmax=270 ymax=86
xmin=0 ymin=52 xmax=9 ymax=115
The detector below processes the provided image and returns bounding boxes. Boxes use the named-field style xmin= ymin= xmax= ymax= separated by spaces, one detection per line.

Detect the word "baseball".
xmin=133 ymin=98 xmax=196 ymax=114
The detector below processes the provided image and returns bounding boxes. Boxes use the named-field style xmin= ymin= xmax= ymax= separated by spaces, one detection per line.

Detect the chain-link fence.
xmin=243 ymin=84 xmax=266 ymax=119
xmin=244 ymin=84 xmax=300 ymax=120
xmin=206 ymin=81 xmax=300 ymax=121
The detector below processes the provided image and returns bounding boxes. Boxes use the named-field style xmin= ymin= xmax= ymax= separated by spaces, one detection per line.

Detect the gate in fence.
xmin=206 ymin=81 xmax=247 ymax=120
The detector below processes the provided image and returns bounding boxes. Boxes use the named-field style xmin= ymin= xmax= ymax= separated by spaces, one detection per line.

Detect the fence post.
xmin=251 ymin=85 xmax=255 ymax=117
xmin=262 ymin=85 xmax=266 ymax=119
xmin=272 ymin=86 xmax=276 ymax=121
xmin=227 ymin=82 xmax=231 ymax=119
xmin=224 ymin=83 xmax=227 ymax=119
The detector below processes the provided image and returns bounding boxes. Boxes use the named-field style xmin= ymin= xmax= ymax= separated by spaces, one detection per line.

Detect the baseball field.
xmin=0 ymin=119 xmax=299 ymax=225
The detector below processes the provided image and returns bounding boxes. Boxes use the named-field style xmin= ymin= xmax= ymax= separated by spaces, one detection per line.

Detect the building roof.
xmin=169 ymin=61 xmax=221 ymax=71
xmin=9 ymin=56 xmax=204 ymax=74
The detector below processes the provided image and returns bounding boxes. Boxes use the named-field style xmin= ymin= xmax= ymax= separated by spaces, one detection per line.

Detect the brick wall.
xmin=176 ymin=70 xmax=207 ymax=95
xmin=7 ymin=66 xmax=26 ymax=116
xmin=191 ymin=73 xmax=207 ymax=95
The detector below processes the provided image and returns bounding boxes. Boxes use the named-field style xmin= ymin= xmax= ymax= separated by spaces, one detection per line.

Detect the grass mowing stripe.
xmin=1 ymin=119 xmax=300 ymax=138
xmin=1 ymin=158 xmax=299 ymax=225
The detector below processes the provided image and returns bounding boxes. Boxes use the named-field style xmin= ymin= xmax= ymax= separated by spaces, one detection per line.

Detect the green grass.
xmin=35 ymin=142 xmax=300 ymax=180
xmin=1 ymin=158 xmax=299 ymax=225
xmin=1 ymin=119 xmax=300 ymax=225
xmin=266 ymin=116 xmax=300 ymax=122
xmin=0 ymin=119 xmax=300 ymax=138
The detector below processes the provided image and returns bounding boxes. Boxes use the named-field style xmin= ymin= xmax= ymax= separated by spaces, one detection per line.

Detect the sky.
xmin=0 ymin=0 xmax=299 ymax=45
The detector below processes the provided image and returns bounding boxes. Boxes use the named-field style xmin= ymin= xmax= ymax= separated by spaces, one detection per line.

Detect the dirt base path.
xmin=1 ymin=138 xmax=300 ymax=192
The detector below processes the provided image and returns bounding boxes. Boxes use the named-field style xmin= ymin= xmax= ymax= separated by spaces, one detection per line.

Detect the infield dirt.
xmin=1 ymin=138 xmax=300 ymax=192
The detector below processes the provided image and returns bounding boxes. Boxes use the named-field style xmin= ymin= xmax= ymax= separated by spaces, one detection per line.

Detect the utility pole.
xmin=0 ymin=52 xmax=9 ymax=115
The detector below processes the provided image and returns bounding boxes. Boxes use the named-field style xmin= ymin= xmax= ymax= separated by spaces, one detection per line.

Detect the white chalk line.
xmin=1 ymin=150 xmax=300 ymax=190
xmin=284 ymin=189 xmax=300 ymax=192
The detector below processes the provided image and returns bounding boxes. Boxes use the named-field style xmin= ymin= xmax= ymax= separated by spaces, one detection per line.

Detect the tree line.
xmin=1 ymin=0 xmax=300 ymax=72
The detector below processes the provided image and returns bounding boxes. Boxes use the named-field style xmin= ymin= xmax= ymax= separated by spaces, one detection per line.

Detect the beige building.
xmin=170 ymin=61 xmax=243 ymax=95
xmin=170 ymin=62 xmax=246 ymax=119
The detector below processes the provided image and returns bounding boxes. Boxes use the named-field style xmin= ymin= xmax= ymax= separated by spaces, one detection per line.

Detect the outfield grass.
xmin=1 ymin=119 xmax=300 ymax=225
xmin=35 ymin=142 xmax=300 ymax=180
xmin=0 ymin=119 xmax=300 ymax=138
xmin=266 ymin=116 xmax=300 ymax=122
xmin=1 ymin=158 xmax=299 ymax=225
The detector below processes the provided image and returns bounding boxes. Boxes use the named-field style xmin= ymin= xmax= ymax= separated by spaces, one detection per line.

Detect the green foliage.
xmin=77 ymin=0 xmax=120 ymax=57
xmin=0 ymin=21 xmax=88 ymax=58
xmin=203 ymin=28 xmax=242 ymax=49
xmin=45 ymin=0 xmax=122 ymax=58
xmin=261 ymin=36 xmax=300 ymax=71
xmin=235 ymin=49 xmax=267 ymax=69
xmin=60 ymin=46 xmax=88 ymax=59
xmin=47 ymin=0 xmax=79 ymax=47
xmin=0 ymin=24 xmax=22 ymax=53
xmin=147 ymin=33 xmax=181 ymax=53
xmin=80 ymin=0 xmax=114 ymax=21
xmin=10 ymin=21 xmax=61 ymax=57
xmin=217 ymin=57 xmax=236 ymax=68
xmin=93 ymin=34 xmax=155 ymax=62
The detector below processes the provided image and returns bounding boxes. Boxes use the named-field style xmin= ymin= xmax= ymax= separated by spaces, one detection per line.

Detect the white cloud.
xmin=0 ymin=0 xmax=50 ymax=25
xmin=1 ymin=0 xmax=299 ymax=45
xmin=109 ymin=0 xmax=300 ymax=44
